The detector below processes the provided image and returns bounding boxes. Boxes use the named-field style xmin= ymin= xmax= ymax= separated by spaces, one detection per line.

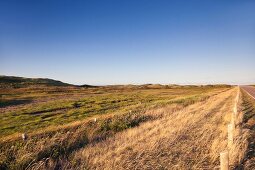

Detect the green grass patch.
xmin=0 ymin=85 xmax=229 ymax=136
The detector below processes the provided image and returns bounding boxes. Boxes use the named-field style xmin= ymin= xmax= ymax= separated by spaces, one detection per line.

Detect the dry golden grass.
xmin=2 ymin=86 xmax=254 ymax=170
xmin=67 ymin=87 xmax=249 ymax=169
xmin=1 ymin=86 xmax=229 ymax=170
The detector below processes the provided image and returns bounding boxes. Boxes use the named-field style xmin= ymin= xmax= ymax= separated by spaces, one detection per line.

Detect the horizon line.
xmin=1 ymin=75 xmax=254 ymax=86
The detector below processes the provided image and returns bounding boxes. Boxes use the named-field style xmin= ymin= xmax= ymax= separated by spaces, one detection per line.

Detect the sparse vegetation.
xmin=0 ymin=76 xmax=73 ymax=88
xmin=0 ymin=77 xmax=229 ymax=137
xmin=0 ymin=77 xmax=233 ymax=169
xmin=2 ymin=77 xmax=253 ymax=169
xmin=69 ymin=88 xmax=243 ymax=169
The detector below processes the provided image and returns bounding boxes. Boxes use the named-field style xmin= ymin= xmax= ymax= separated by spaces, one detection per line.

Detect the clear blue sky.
xmin=0 ymin=0 xmax=255 ymax=85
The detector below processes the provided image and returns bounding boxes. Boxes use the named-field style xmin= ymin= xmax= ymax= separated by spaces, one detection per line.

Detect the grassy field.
xmin=0 ymin=84 xmax=229 ymax=137
xmin=2 ymin=80 xmax=254 ymax=170
xmin=73 ymin=88 xmax=243 ymax=169
xmin=0 ymin=77 xmax=233 ymax=169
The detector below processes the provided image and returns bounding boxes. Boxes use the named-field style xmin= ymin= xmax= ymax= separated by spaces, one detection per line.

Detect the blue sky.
xmin=0 ymin=0 xmax=255 ymax=85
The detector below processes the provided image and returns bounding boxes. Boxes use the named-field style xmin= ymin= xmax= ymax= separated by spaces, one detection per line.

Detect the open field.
xmin=0 ymin=78 xmax=254 ymax=170
xmin=68 ymin=88 xmax=249 ymax=169
xmin=0 ymin=82 xmax=229 ymax=137
xmin=1 ymin=0 xmax=254 ymax=169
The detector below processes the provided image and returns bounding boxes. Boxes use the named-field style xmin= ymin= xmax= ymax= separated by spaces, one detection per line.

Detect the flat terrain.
xmin=75 ymin=88 xmax=239 ymax=169
xmin=1 ymin=78 xmax=254 ymax=170
xmin=0 ymin=84 xmax=228 ymax=137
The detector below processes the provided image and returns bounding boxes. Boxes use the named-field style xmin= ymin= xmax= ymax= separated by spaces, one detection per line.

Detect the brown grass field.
xmin=71 ymin=88 xmax=251 ymax=169
xmin=0 ymin=79 xmax=254 ymax=170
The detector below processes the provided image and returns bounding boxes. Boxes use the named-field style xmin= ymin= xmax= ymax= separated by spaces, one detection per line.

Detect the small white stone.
xmin=22 ymin=133 xmax=27 ymax=140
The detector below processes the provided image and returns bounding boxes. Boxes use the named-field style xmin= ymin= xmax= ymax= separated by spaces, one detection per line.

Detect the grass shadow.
xmin=0 ymin=99 xmax=33 ymax=108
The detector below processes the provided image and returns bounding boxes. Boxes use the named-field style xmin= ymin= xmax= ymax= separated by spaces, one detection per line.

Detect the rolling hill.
xmin=0 ymin=76 xmax=97 ymax=89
